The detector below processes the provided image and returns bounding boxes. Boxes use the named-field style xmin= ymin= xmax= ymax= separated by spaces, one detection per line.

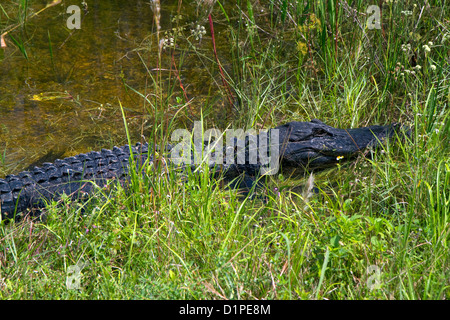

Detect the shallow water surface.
xmin=0 ymin=0 xmax=231 ymax=176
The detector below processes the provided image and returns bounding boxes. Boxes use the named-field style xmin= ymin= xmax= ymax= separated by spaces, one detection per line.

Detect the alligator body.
xmin=0 ymin=119 xmax=403 ymax=220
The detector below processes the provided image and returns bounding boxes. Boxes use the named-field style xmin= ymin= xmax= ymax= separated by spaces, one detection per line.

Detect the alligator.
xmin=0 ymin=119 xmax=405 ymax=220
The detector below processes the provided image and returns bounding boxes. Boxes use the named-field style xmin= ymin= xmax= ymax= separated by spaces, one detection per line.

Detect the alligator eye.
xmin=312 ymin=127 xmax=333 ymax=137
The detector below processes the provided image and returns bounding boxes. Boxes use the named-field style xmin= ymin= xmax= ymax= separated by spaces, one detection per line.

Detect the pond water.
xmin=0 ymin=0 xmax=236 ymax=176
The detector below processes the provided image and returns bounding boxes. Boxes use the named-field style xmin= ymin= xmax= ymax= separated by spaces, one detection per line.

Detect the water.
xmin=0 ymin=0 xmax=232 ymax=176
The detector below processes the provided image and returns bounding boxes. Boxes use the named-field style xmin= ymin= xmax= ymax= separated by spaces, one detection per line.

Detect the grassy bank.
xmin=0 ymin=0 xmax=449 ymax=299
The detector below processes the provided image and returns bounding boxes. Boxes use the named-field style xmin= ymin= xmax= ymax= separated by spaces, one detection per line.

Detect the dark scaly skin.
xmin=0 ymin=120 xmax=405 ymax=220
xmin=0 ymin=144 xmax=151 ymax=220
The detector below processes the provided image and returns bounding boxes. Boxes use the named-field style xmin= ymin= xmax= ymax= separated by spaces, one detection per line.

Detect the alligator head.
xmin=275 ymin=119 xmax=404 ymax=172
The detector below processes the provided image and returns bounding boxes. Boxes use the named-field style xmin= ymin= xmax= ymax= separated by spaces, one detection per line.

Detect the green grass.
xmin=0 ymin=0 xmax=449 ymax=299
xmin=0 ymin=0 xmax=30 ymax=60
